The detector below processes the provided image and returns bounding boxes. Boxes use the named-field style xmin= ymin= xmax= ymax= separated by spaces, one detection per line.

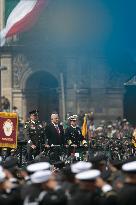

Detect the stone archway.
xmin=24 ymin=71 xmax=59 ymax=122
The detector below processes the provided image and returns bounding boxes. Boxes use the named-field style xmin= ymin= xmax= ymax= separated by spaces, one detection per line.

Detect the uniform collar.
xmin=71 ymin=125 xmax=77 ymax=129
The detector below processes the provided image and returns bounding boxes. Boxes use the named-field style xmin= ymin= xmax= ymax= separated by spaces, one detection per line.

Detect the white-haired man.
xmin=45 ymin=113 xmax=65 ymax=146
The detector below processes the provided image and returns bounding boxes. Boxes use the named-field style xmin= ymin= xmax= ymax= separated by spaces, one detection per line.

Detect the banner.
xmin=0 ymin=112 xmax=18 ymax=148
xmin=82 ymin=115 xmax=88 ymax=138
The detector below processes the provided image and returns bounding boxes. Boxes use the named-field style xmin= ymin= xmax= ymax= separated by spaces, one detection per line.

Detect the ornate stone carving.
xmin=13 ymin=54 xmax=30 ymax=88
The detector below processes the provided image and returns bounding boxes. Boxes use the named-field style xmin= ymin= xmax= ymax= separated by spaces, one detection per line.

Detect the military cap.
xmin=107 ymin=125 xmax=112 ymax=128
xmin=3 ymin=157 xmax=18 ymax=169
xmin=71 ymin=161 xmax=92 ymax=174
xmin=75 ymin=169 xmax=101 ymax=180
xmin=95 ymin=127 xmax=103 ymax=131
xmin=53 ymin=161 xmax=65 ymax=169
xmin=0 ymin=169 xmax=6 ymax=183
xmin=122 ymin=161 xmax=136 ymax=173
xmin=122 ymin=118 xmax=127 ymax=122
xmin=110 ymin=159 xmax=124 ymax=170
xmin=90 ymin=154 xmax=107 ymax=168
xmin=68 ymin=115 xmax=78 ymax=121
xmin=0 ymin=156 xmax=2 ymax=164
xmin=29 ymin=109 xmax=39 ymax=116
xmin=26 ymin=162 xmax=51 ymax=173
xmin=0 ymin=165 xmax=3 ymax=172
xmin=30 ymin=170 xmax=51 ymax=183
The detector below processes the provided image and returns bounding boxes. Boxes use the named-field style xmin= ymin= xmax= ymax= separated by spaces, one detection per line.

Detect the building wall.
xmin=0 ymin=48 xmax=128 ymax=122
xmin=1 ymin=0 xmax=134 ymax=122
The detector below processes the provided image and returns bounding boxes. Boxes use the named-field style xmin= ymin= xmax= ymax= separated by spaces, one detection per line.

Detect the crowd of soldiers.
xmin=22 ymin=110 xmax=85 ymax=164
xmin=20 ymin=110 xmax=135 ymax=164
xmin=0 ymin=110 xmax=136 ymax=165
xmin=88 ymin=118 xmax=136 ymax=161
xmin=0 ymin=152 xmax=136 ymax=205
xmin=0 ymin=110 xmax=136 ymax=204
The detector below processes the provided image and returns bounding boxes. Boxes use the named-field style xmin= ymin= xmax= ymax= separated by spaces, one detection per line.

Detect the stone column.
xmin=0 ymin=0 xmax=5 ymax=29
xmin=66 ymin=57 xmax=78 ymax=114
xmin=1 ymin=54 xmax=13 ymax=111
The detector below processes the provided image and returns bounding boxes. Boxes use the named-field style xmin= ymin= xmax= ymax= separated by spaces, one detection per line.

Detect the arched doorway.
xmin=124 ymin=76 xmax=136 ymax=125
xmin=25 ymin=71 xmax=59 ymax=122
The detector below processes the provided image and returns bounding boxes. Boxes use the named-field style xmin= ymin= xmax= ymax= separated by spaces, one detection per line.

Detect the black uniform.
xmin=65 ymin=125 xmax=83 ymax=157
xmin=24 ymin=119 xmax=47 ymax=161
xmin=118 ymin=183 xmax=136 ymax=205
xmin=65 ymin=126 xmax=83 ymax=146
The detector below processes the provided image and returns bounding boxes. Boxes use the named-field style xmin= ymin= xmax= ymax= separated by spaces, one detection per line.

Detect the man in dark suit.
xmin=45 ymin=113 xmax=65 ymax=162
xmin=45 ymin=113 xmax=65 ymax=146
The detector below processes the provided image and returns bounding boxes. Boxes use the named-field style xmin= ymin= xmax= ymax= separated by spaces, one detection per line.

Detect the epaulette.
xmin=104 ymin=190 xmax=117 ymax=198
xmin=24 ymin=121 xmax=30 ymax=129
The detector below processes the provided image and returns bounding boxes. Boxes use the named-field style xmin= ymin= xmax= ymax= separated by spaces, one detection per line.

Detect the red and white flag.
xmin=0 ymin=0 xmax=47 ymax=46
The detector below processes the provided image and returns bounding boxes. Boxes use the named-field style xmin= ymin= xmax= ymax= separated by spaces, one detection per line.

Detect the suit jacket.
xmin=45 ymin=123 xmax=65 ymax=145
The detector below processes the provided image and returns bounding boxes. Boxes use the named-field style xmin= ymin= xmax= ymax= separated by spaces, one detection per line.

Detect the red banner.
xmin=0 ymin=112 xmax=18 ymax=148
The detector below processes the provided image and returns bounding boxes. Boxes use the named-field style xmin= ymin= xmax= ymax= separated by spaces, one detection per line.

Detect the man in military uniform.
xmin=118 ymin=160 xmax=136 ymax=205
xmin=65 ymin=115 xmax=84 ymax=157
xmin=24 ymin=110 xmax=47 ymax=162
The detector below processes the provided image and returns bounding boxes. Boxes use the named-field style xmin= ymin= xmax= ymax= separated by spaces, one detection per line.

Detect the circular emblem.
xmin=3 ymin=119 xmax=14 ymax=137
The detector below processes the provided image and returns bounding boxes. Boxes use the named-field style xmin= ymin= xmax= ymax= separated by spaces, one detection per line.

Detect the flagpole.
xmin=60 ymin=73 xmax=66 ymax=123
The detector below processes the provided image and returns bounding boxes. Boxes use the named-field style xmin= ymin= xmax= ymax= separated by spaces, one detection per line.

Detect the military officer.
xmin=24 ymin=110 xmax=47 ymax=161
xmin=118 ymin=160 xmax=136 ymax=205
xmin=65 ymin=115 xmax=84 ymax=157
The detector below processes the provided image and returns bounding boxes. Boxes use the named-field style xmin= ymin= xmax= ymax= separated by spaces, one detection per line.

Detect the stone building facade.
xmin=0 ymin=1 xmax=135 ymax=122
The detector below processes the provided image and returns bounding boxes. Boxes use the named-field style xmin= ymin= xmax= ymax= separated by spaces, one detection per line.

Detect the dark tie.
xmin=55 ymin=126 xmax=60 ymax=135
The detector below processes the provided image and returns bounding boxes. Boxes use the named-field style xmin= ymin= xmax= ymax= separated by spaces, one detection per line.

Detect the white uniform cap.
xmin=72 ymin=115 xmax=78 ymax=119
xmin=71 ymin=161 xmax=92 ymax=174
xmin=96 ymin=127 xmax=103 ymax=131
xmin=75 ymin=169 xmax=101 ymax=180
xmin=27 ymin=162 xmax=50 ymax=173
xmin=0 ymin=165 xmax=3 ymax=172
xmin=30 ymin=170 xmax=52 ymax=184
xmin=68 ymin=115 xmax=78 ymax=121
xmin=0 ymin=169 xmax=6 ymax=183
xmin=107 ymin=125 xmax=112 ymax=128
xmin=122 ymin=161 xmax=136 ymax=173
xmin=0 ymin=156 xmax=2 ymax=163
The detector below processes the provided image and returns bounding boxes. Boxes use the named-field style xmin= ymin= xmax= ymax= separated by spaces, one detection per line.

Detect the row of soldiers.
xmin=22 ymin=110 xmax=136 ymax=163
xmin=88 ymin=119 xmax=136 ymax=161
xmin=23 ymin=110 xmax=85 ymax=162
xmin=1 ymin=110 xmax=135 ymax=165
xmin=0 ymin=152 xmax=136 ymax=205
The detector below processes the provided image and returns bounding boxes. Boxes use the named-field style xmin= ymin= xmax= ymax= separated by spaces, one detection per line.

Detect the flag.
xmin=0 ymin=112 xmax=18 ymax=148
xmin=0 ymin=0 xmax=47 ymax=46
xmin=81 ymin=115 xmax=88 ymax=138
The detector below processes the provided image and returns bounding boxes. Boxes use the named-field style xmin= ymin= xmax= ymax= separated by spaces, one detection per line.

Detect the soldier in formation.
xmin=24 ymin=110 xmax=47 ymax=162
xmin=0 ymin=153 xmax=136 ymax=205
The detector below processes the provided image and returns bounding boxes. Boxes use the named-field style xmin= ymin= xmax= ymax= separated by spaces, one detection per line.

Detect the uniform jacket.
xmin=24 ymin=120 xmax=46 ymax=147
xmin=65 ymin=126 xmax=83 ymax=146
